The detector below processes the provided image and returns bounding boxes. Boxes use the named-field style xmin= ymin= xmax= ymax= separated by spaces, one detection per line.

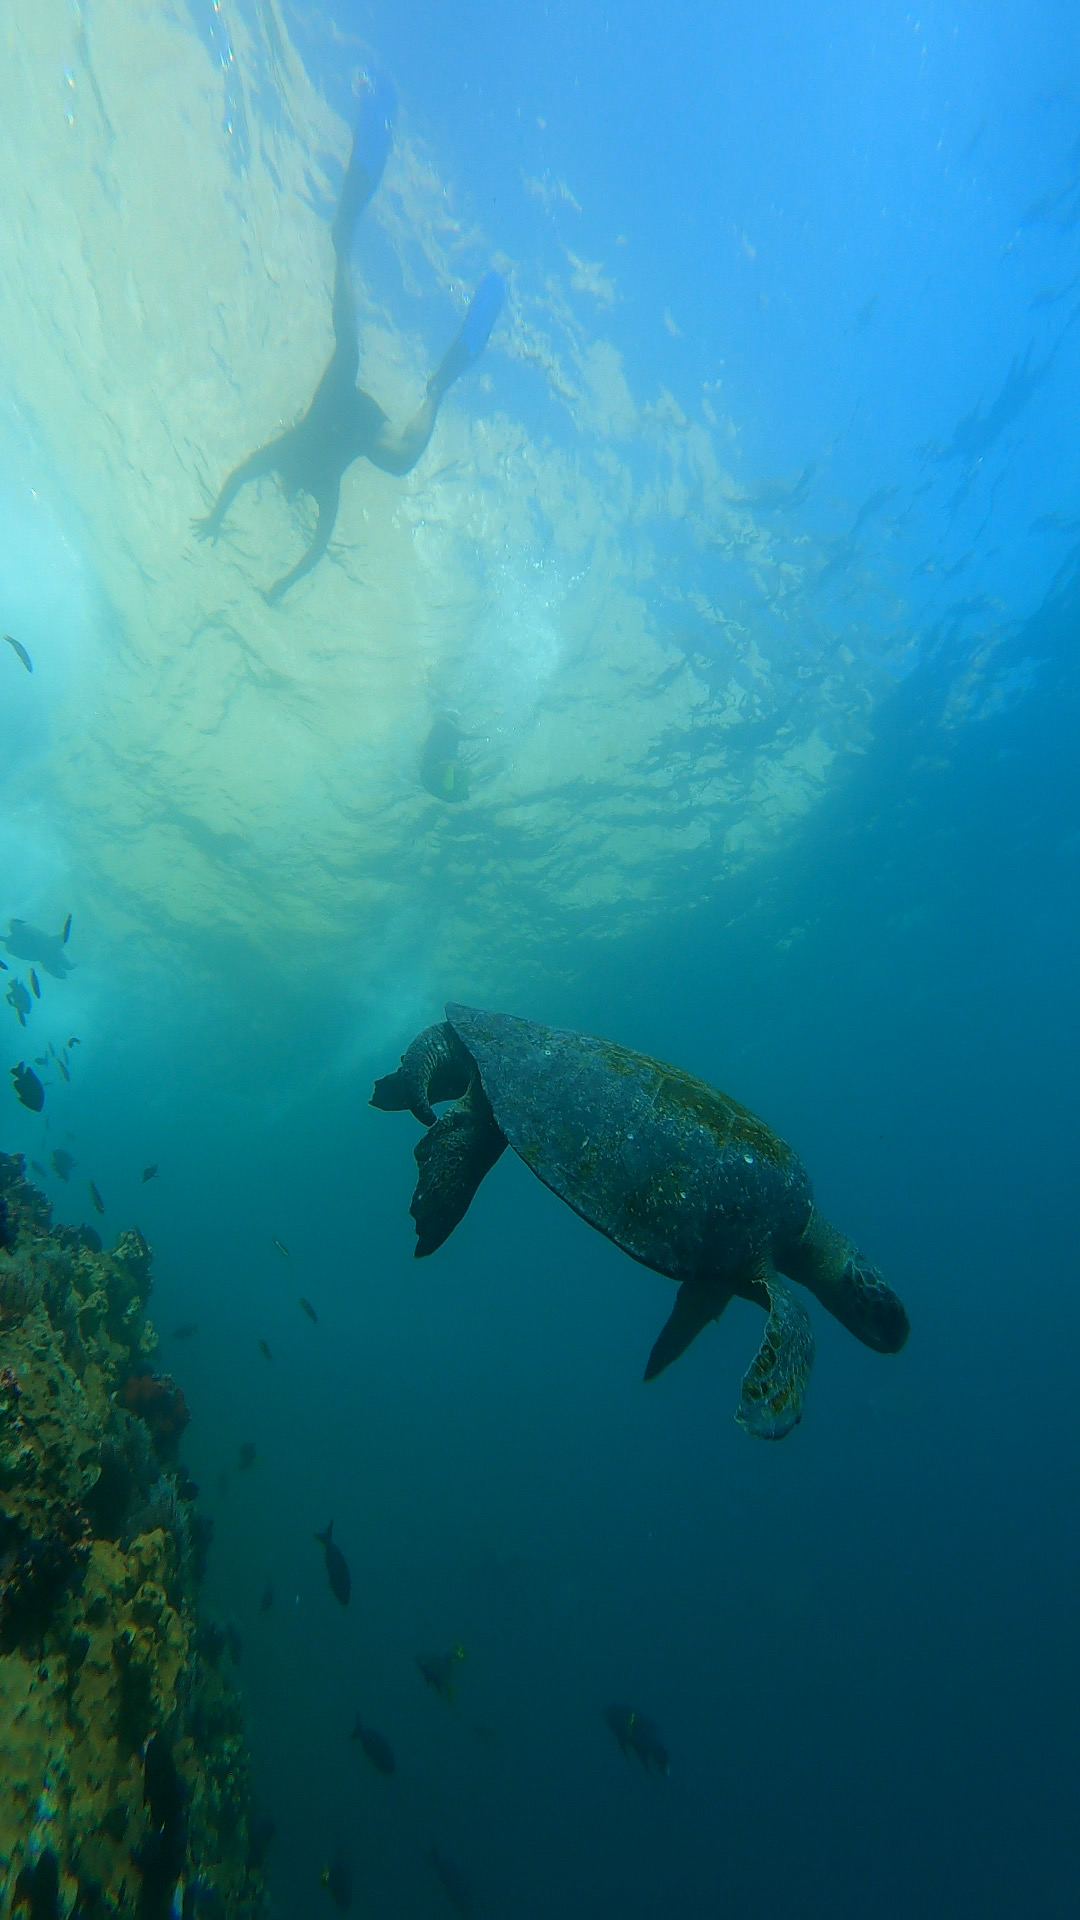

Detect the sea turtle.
xmin=371 ymin=1006 xmax=909 ymax=1439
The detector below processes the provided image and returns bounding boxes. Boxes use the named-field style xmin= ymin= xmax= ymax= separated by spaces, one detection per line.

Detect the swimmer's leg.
xmin=193 ymin=439 xmax=281 ymax=543
xmin=366 ymin=272 xmax=505 ymax=478
xmin=262 ymin=478 xmax=341 ymax=604
xmin=331 ymin=78 xmax=394 ymax=256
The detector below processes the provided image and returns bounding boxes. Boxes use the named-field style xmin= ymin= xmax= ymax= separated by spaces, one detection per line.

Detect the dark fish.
xmin=0 ymin=957 xmax=6 ymax=968
xmin=6 ymin=979 xmax=31 ymax=1021
xmin=238 ymin=1440 xmax=257 ymax=1470
xmin=29 ymin=968 xmax=41 ymax=999
xmin=314 ymin=1520 xmax=351 ymax=1605
xmin=350 ymin=1713 xmax=396 ymax=1775
xmin=142 ymin=1163 xmax=159 ymax=1182
xmin=51 ymin=1148 xmax=76 ymax=1181
xmin=67 ymin=1036 xmax=80 ymax=1046
xmin=273 ymin=1237 xmax=289 ymax=1257
xmin=89 ymin=1179 xmax=105 ymax=1214
xmin=62 ymin=914 xmax=72 ymax=944
xmin=257 ymin=1339 xmax=272 ymax=1361
xmin=11 ymin=1063 xmax=44 ymax=1112
xmin=258 ymin=1582 xmax=274 ymax=1615
xmin=172 ymin=1321 xmax=199 ymax=1341
xmin=3 ymin=919 xmax=72 ymax=980
xmin=416 ymin=1645 xmax=466 ymax=1703
xmin=426 ymin=1844 xmax=473 ymax=1915
xmin=35 ymin=1055 xmax=48 ymax=1066
xmin=31 ymin=1159 xmax=48 ymax=1177
xmin=319 ymin=1859 xmax=352 ymax=1912
xmin=57 ymin=1059 xmax=70 ymax=1083
xmin=605 ymin=1703 xmax=671 ymax=1776
xmin=4 ymin=634 xmax=32 ymax=673
xmin=299 ymin=1296 xmax=318 ymax=1323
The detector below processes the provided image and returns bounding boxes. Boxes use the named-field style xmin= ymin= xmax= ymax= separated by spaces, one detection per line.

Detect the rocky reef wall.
xmin=0 ymin=1153 xmax=265 ymax=1919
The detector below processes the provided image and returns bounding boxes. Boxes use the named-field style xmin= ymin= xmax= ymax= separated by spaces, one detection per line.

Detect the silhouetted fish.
xmin=10 ymin=1063 xmax=44 ymax=1112
xmin=416 ymin=1645 xmax=466 ymax=1703
xmin=299 ymin=1296 xmax=318 ymax=1323
xmin=172 ymin=1322 xmax=199 ymax=1341
xmin=238 ymin=1440 xmax=257 ymax=1470
xmin=319 ymin=1858 xmax=352 ymax=1912
xmin=273 ymin=1237 xmax=289 ymax=1257
xmin=5 ymin=979 xmax=31 ymax=1024
xmin=3 ymin=919 xmax=72 ymax=980
xmin=314 ymin=1520 xmax=351 ymax=1605
xmin=62 ymin=914 xmax=72 ymax=944
xmin=51 ymin=1148 xmax=76 ymax=1181
xmin=142 ymin=1163 xmax=159 ymax=1182
xmin=350 ymin=1714 xmax=396 ymax=1775
xmin=29 ymin=968 xmax=40 ymax=999
xmin=88 ymin=1179 xmax=105 ymax=1214
xmin=257 ymin=1339 xmax=272 ymax=1361
xmin=57 ymin=1059 xmax=70 ymax=1083
xmin=426 ymin=1844 xmax=473 ymax=1915
xmin=31 ymin=1159 xmax=47 ymax=1177
xmin=4 ymin=634 xmax=32 ymax=673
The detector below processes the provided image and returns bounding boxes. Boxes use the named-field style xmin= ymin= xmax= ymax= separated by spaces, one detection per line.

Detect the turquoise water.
xmin=2 ymin=2 xmax=1078 ymax=1913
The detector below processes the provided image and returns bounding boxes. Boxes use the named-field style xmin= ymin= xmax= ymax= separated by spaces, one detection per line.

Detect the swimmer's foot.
xmin=429 ymin=272 xmax=505 ymax=399
xmin=333 ymin=75 xmax=395 ymax=252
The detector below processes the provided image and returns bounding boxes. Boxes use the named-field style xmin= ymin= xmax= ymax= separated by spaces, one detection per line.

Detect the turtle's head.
xmin=785 ymin=1207 xmax=910 ymax=1354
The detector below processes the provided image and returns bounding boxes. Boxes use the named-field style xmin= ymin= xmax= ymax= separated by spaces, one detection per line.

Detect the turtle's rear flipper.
xmin=371 ymin=1020 xmax=474 ymax=1127
xmin=783 ymin=1207 xmax=909 ymax=1354
xmin=735 ymin=1275 xmax=814 ymax=1440
xmin=411 ymin=1081 xmax=507 ymax=1256
xmin=643 ymin=1279 xmax=735 ymax=1381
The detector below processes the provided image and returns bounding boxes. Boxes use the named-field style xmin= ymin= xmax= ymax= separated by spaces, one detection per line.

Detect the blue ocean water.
xmin=1 ymin=1 xmax=1078 ymax=1914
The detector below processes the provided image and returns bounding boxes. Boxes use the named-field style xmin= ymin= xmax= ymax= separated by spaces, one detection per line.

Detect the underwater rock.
xmin=0 ymin=1150 xmax=266 ymax=1917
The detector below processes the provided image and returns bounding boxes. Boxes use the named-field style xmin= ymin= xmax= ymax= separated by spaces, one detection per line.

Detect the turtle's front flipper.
xmin=371 ymin=1021 xmax=474 ymax=1126
xmin=411 ymin=1079 xmax=507 ymax=1256
xmin=735 ymin=1274 xmax=814 ymax=1440
xmin=782 ymin=1207 xmax=909 ymax=1354
xmin=643 ymin=1279 xmax=735 ymax=1381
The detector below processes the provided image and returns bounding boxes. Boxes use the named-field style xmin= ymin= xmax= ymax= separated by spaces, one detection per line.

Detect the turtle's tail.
xmin=411 ymin=1077 xmax=507 ymax=1256
xmin=783 ymin=1207 xmax=910 ymax=1353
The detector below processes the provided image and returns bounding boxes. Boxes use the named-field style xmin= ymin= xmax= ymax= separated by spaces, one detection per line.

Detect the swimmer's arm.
xmin=193 ymin=440 xmax=280 ymax=542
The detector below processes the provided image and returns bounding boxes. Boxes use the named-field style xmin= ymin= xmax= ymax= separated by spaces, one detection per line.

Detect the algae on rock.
xmin=0 ymin=1152 xmax=265 ymax=1918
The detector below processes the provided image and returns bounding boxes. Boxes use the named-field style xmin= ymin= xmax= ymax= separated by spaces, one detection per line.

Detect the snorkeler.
xmin=193 ymin=77 xmax=504 ymax=603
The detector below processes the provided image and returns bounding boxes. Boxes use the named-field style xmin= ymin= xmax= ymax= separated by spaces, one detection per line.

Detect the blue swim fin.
xmin=333 ymin=75 xmax=395 ymax=248
xmin=430 ymin=271 xmax=505 ymax=396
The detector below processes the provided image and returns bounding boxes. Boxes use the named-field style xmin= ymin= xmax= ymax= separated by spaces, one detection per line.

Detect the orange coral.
xmin=119 ymin=1371 xmax=190 ymax=1447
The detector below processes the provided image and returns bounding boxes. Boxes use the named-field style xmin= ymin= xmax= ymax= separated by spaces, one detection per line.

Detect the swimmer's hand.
xmin=191 ymin=513 xmax=221 ymax=544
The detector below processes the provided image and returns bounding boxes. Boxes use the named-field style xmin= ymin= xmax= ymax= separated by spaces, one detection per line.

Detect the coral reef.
xmin=0 ymin=1151 xmax=265 ymax=1918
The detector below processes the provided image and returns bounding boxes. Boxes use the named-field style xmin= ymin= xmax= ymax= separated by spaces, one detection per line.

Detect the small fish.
xmin=0 ymin=958 xmax=6 ymax=969
xmin=426 ymin=1845 xmax=473 ymax=1916
xmin=314 ymin=1520 xmax=351 ymax=1606
xmin=62 ymin=914 xmax=72 ymax=944
xmin=88 ymin=1179 xmax=105 ymax=1214
xmin=142 ymin=1163 xmax=158 ymax=1182
xmin=350 ymin=1713 xmax=396 ymax=1775
xmin=172 ymin=1321 xmax=199 ymax=1341
xmin=51 ymin=1148 xmax=76 ymax=1181
xmin=67 ymin=1036 xmax=80 ymax=1046
xmin=10 ymin=1062 xmax=44 ymax=1112
xmin=319 ymin=1859 xmax=352 ymax=1913
xmin=257 ymin=1339 xmax=272 ymax=1361
xmin=6 ymin=979 xmax=32 ymax=1022
xmin=4 ymin=634 xmax=32 ymax=673
xmin=34 ymin=1055 xmax=48 ymax=1066
xmin=31 ymin=1159 xmax=47 ymax=1178
xmin=272 ymin=1237 xmax=289 ymax=1257
xmin=299 ymin=1296 xmax=318 ymax=1323
xmin=29 ymin=969 xmax=41 ymax=999
xmin=416 ymin=1644 xmax=467 ymax=1703
xmin=57 ymin=1059 xmax=70 ymax=1083
xmin=258 ymin=1582 xmax=274 ymax=1615
xmin=238 ymin=1440 xmax=257 ymax=1470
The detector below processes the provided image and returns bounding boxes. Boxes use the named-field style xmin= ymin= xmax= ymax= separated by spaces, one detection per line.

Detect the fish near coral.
xmin=88 ymin=1179 xmax=105 ymax=1214
xmin=314 ymin=1520 xmax=351 ymax=1605
xmin=51 ymin=1148 xmax=76 ymax=1181
xmin=10 ymin=1062 xmax=44 ymax=1111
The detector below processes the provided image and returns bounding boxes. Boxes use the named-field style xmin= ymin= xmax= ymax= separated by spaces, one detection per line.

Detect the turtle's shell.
xmin=446 ymin=1005 xmax=812 ymax=1285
